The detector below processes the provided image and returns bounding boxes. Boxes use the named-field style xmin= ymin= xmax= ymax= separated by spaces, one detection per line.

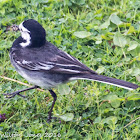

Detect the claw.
xmin=17 ymin=93 xmax=27 ymax=98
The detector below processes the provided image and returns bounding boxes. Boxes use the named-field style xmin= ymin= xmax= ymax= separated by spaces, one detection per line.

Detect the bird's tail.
xmin=70 ymin=74 xmax=139 ymax=90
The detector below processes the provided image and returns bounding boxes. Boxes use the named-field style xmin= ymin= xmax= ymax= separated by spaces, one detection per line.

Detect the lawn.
xmin=0 ymin=0 xmax=140 ymax=139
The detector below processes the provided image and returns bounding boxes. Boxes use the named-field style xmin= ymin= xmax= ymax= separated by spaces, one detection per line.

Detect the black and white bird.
xmin=4 ymin=19 xmax=139 ymax=121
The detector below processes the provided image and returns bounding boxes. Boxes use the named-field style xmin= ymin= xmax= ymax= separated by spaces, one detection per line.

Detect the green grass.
xmin=0 ymin=0 xmax=140 ymax=139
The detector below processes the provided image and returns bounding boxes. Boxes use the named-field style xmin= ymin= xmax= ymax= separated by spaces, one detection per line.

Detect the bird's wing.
xmin=11 ymin=42 xmax=97 ymax=74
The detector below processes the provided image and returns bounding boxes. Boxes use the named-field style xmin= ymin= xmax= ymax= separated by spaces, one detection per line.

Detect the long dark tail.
xmin=70 ymin=74 xmax=139 ymax=90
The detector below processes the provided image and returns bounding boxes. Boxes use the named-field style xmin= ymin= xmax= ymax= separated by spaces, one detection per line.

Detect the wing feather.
xmin=11 ymin=44 xmax=96 ymax=74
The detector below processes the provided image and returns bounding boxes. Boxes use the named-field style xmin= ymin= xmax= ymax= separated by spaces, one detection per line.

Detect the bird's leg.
xmin=48 ymin=89 xmax=57 ymax=122
xmin=3 ymin=85 xmax=39 ymax=98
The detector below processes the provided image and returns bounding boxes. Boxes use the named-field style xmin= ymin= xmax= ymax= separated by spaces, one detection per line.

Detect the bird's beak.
xmin=11 ymin=24 xmax=19 ymax=32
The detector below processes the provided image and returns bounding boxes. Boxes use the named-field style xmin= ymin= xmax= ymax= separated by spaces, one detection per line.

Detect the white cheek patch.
xmin=19 ymin=22 xmax=31 ymax=47
xmin=21 ymin=31 xmax=30 ymax=40
xmin=19 ymin=22 xmax=30 ymax=32
xmin=20 ymin=32 xmax=31 ymax=47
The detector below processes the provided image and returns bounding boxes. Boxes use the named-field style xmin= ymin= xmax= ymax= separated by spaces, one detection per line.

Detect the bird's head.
xmin=14 ymin=19 xmax=46 ymax=48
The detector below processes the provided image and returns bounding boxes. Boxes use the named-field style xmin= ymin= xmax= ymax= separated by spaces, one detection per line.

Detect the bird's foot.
xmin=3 ymin=91 xmax=27 ymax=98
xmin=47 ymin=116 xmax=60 ymax=123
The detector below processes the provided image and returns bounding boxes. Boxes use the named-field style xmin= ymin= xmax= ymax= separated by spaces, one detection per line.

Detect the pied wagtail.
xmin=4 ymin=19 xmax=139 ymax=121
